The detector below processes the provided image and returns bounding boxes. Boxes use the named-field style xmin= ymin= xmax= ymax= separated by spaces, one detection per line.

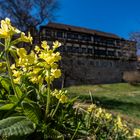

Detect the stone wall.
xmin=60 ymin=54 xmax=137 ymax=87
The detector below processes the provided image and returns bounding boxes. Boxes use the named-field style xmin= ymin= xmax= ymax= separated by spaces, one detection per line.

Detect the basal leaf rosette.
xmin=11 ymin=41 xmax=62 ymax=85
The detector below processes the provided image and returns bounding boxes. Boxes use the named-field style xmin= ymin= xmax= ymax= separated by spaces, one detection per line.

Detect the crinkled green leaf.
xmin=22 ymin=102 xmax=41 ymax=124
xmin=0 ymin=116 xmax=35 ymax=138
xmin=44 ymin=129 xmax=64 ymax=140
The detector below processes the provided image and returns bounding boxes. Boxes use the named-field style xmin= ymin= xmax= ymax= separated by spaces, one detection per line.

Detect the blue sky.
xmin=56 ymin=0 xmax=140 ymax=39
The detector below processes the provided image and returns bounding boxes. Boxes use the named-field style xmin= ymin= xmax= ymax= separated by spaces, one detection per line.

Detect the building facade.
xmin=34 ymin=23 xmax=137 ymax=86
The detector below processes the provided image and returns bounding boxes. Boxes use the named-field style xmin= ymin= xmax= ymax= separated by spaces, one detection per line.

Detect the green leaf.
xmin=15 ymin=86 xmax=23 ymax=98
xmin=0 ymin=116 xmax=35 ymax=138
xmin=44 ymin=129 xmax=64 ymax=140
xmin=0 ymin=77 xmax=11 ymax=93
xmin=8 ymin=95 xmax=18 ymax=103
xmin=22 ymin=102 xmax=41 ymax=124
xmin=0 ymin=103 xmax=15 ymax=110
xmin=9 ymin=48 xmax=18 ymax=60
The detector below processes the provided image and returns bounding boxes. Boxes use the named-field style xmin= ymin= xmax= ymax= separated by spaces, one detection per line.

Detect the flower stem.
xmin=5 ymin=38 xmax=18 ymax=99
xmin=45 ymin=69 xmax=51 ymax=119
xmin=51 ymin=100 xmax=60 ymax=118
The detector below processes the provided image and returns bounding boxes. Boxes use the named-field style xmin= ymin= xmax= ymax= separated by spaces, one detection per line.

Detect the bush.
xmin=0 ymin=18 xmax=139 ymax=140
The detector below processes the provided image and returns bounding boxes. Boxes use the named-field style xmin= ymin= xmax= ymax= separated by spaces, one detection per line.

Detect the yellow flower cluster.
xmin=87 ymin=104 xmax=112 ymax=121
xmin=0 ymin=18 xmax=20 ymax=38
xmin=133 ymin=128 xmax=140 ymax=138
xmin=11 ymin=41 xmax=62 ymax=84
xmin=87 ymin=103 xmax=131 ymax=137
xmin=115 ymin=116 xmax=124 ymax=129
xmin=114 ymin=115 xmax=129 ymax=135
xmin=0 ymin=18 xmax=32 ymax=43
xmin=51 ymin=89 xmax=68 ymax=103
xmin=87 ymin=104 xmax=96 ymax=112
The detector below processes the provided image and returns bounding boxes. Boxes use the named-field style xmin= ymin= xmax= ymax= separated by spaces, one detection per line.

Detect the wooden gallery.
xmin=33 ymin=23 xmax=137 ymax=86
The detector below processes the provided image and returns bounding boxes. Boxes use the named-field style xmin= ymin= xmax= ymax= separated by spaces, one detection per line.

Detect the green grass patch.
xmin=66 ymin=83 xmax=140 ymax=128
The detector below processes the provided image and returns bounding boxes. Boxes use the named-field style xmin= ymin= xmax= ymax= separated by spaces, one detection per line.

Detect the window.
xmin=67 ymin=46 xmax=73 ymax=52
xmin=41 ymin=29 xmax=51 ymax=37
xmin=94 ymin=49 xmax=106 ymax=55
xmin=94 ymin=36 xmax=101 ymax=42
xmin=106 ymin=40 xmax=115 ymax=46
xmin=108 ymin=50 xmax=115 ymax=56
xmin=73 ymin=33 xmax=78 ymax=39
xmin=80 ymin=34 xmax=91 ymax=41
xmin=67 ymin=33 xmax=78 ymax=39
xmin=57 ymin=31 xmax=63 ymax=38
xmin=87 ymin=48 xmax=93 ymax=54
xmin=72 ymin=47 xmax=79 ymax=53
xmin=81 ymin=47 xmax=87 ymax=53
xmin=67 ymin=33 xmax=73 ymax=39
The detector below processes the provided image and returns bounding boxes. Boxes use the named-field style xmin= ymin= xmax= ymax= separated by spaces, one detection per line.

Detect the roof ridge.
xmin=46 ymin=22 xmax=120 ymax=39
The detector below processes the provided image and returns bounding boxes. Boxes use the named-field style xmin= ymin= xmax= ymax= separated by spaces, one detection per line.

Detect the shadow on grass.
xmin=79 ymin=96 xmax=140 ymax=117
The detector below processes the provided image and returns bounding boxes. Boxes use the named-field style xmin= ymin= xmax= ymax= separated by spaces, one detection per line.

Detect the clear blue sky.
xmin=56 ymin=0 xmax=140 ymax=39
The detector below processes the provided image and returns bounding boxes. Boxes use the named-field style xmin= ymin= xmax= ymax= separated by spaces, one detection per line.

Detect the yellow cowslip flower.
xmin=23 ymin=67 xmax=28 ymax=72
xmin=134 ymin=128 xmax=140 ymax=137
xmin=32 ymin=67 xmax=41 ymax=75
xmin=45 ymin=75 xmax=54 ymax=83
xmin=45 ymin=56 xmax=55 ymax=65
xmin=17 ymin=48 xmax=27 ymax=58
xmin=16 ymin=57 xmax=27 ymax=67
xmin=37 ymin=75 xmax=43 ymax=84
xmin=115 ymin=116 xmax=124 ymax=129
xmin=51 ymin=89 xmax=59 ymax=96
xmin=51 ymin=69 xmax=61 ymax=78
xmin=52 ymin=52 xmax=61 ymax=61
xmin=0 ymin=18 xmax=20 ymax=38
xmin=0 ymin=19 xmax=9 ymax=38
xmin=41 ymin=41 xmax=49 ymax=50
xmin=53 ymin=41 xmax=61 ymax=50
xmin=12 ymin=70 xmax=21 ymax=77
xmin=95 ymin=108 xmax=103 ymax=118
xmin=13 ymin=77 xmax=20 ymax=84
xmin=59 ymin=95 xmax=68 ymax=103
xmin=21 ymin=32 xmax=32 ymax=43
xmin=41 ymin=51 xmax=60 ymax=65
xmin=104 ymin=112 xmax=112 ymax=120
xmin=30 ymin=76 xmax=38 ymax=84
xmin=51 ymin=63 xmax=58 ymax=69
xmin=87 ymin=104 xmax=96 ymax=112
xmin=27 ymin=51 xmax=37 ymax=65
xmin=35 ymin=45 xmax=40 ymax=53
xmin=10 ymin=64 xmax=16 ymax=70
xmin=55 ymin=93 xmax=61 ymax=99
xmin=39 ymin=62 xmax=50 ymax=69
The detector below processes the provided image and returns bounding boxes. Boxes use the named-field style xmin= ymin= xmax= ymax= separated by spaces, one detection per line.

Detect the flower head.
xmin=0 ymin=18 xmax=20 ymax=38
xmin=134 ymin=128 xmax=140 ymax=138
xmin=21 ymin=32 xmax=32 ymax=43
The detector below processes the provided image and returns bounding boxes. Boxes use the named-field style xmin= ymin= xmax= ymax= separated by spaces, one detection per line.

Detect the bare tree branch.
xmin=0 ymin=0 xmax=59 ymax=31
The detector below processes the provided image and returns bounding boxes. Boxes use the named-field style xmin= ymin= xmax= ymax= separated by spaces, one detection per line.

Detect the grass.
xmin=66 ymin=83 xmax=140 ymax=128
